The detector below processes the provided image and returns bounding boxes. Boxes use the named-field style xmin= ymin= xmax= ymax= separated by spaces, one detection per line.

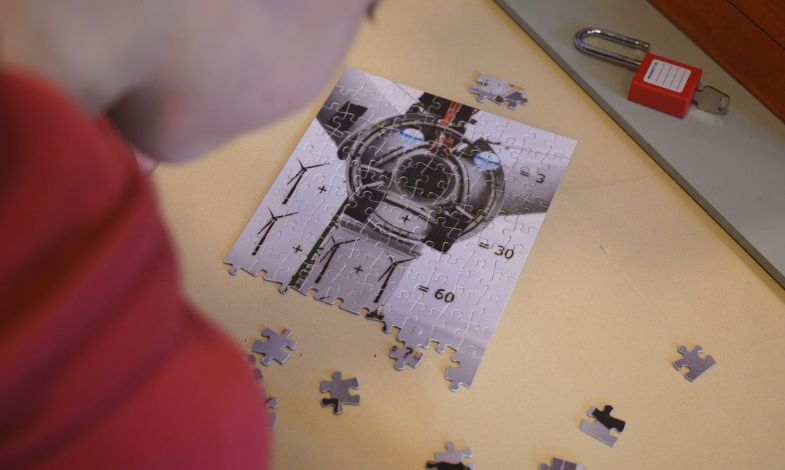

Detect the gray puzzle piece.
xmin=470 ymin=74 xmax=511 ymax=102
xmin=251 ymin=327 xmax=297 ymax=366
xmin=265 ymin=397 xmax=278 ymax=431
xmin=388 ymin=317 xmax=432 ymax=370
xmin=503 ymin=90 xmax=528 ymax=110
xmin=319 ymin=371 xmax=360 ymax=415
xmin=425 ymin=441 xmax=474 ymax=470
xmin=540 ymin=457 xmax=587 ymax=470
xmin=673 ymin=345 xmax=716 ymax=382
xmin=580 ymin=418 xmax=618 ymax=447
xmin=397 ymin=317 xmax=433 ymax=350
xmin=470 ymin=84 xmax=503 ymax=104
xmin=580 ymin=406 xmax=625 ymax=447
xmin=445 ymin=344 xmax=483 ymax=392
xmin=246 ymin=353 xmax=264 ymax=383
xmin=470 ymin=73 xmax=527 ymax=109
xmin=389 ymin=344 xmax=423 ymax=370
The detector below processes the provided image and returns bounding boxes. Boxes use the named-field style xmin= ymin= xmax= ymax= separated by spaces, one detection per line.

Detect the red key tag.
xmin=575 ymin=27 xmax=730 ymax=118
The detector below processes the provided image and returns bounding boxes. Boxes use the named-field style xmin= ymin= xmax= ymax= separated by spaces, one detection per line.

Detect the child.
xmin=0 ymin=0 xmax=378 ymax=467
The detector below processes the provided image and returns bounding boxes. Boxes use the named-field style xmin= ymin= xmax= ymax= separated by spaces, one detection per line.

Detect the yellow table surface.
xmin=152 ymin=1 xmax=785 ymax=468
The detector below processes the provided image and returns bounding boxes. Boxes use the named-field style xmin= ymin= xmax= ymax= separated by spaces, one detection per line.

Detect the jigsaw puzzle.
xmin=673 ymin=344 xmax=716 ymax=382
xmin=540 ymin=457 xmax=587 ymax=470
xmin=225 ymin=68 xmax=576 ymax=390
xmin=319 ymin=371 xmax=360 ymax=415
xmin=425 ymin=441 xmax=474 ymax=470
xmin=580 ymin=404 xmax=626 ymax=447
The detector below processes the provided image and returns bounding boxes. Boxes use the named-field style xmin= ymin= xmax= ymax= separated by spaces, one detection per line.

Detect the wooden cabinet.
xmin=649 ymin=0 xmax=785 ymax=123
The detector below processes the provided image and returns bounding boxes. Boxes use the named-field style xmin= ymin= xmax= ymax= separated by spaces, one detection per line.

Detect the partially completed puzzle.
xmin=225 ymin=68 xmax=576 ymax=390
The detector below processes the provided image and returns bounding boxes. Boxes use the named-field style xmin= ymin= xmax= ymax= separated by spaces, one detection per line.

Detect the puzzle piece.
xmin=319 ymin=371 xmax=360 ymax=415
xmin=225 ymin=68 xmax=576 ymax=390
xmin=445 ymin=343 xmax=484 ymax=392
xmin=251 ymin=328 xmax=297 ymax=366
xmin=246 ymin=353 xmax=264 ymax=383
xmin=425 ymin=442 xmax=474 ymax=470
xmin=470 ymin=73 xmax=528 ymax=109
xmin=265 ymin=397 xmax=278 ymax=431
xmin=540 ymin=457 xmax=587 ymax=470
xmin=580 ymin=404 xmax=626 ymax=447
xmin=673 ymin=344 xmax=716 ymax=382
xmin=389 ymin=344 xmax=424 ymax=370
xmin=397 ymin=316 xmax=433 ymax=346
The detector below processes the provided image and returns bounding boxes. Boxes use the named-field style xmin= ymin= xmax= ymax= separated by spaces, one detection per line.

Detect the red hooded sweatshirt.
xmin=0 ymin=70 xmax=270 ymax=469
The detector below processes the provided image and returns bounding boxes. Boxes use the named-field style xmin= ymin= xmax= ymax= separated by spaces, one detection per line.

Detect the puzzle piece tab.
xmin=319 ymin=371 xmax=360 ymax=415
xmin=673 ymin=344 xmax=716 ymax=382
xmin=251 ymin=328 xmax=297 ymax=366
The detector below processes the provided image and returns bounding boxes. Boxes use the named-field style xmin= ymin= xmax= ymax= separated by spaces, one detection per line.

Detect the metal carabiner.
xmin=574 ymin=27 xmax=650 ymax=71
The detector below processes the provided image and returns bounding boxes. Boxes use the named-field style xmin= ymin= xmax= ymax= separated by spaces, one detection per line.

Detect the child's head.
xmin=1 ymin=0 xmax=377 ymax=161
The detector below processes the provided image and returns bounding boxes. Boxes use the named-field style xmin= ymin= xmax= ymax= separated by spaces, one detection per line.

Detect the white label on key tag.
xmin=644 ymin=59 xmax=691 ymax=93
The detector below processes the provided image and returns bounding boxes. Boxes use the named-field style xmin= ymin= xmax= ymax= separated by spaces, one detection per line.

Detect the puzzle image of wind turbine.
xmin=225 ymin=68 xmax=576 ymax=390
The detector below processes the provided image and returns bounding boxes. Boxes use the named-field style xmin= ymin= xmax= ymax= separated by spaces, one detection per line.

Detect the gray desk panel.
xmin=496 ymin=0 xmax=785 ymax=288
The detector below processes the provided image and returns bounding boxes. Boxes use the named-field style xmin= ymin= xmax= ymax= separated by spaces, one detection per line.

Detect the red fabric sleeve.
xmin=0 ymin=69 xmax=270 ymax=469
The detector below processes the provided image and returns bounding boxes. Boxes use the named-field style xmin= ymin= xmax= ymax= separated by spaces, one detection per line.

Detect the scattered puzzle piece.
xmin=251 ymin=327 xmax=297 ymax=366
xmin=319 ymin=371 xmax=360 ymax=415
xmin=470 ymin=73 xmax=528 ymax=109
xmin=265 ymin=397 xmax=278 ymax=431
xmin=580 ymin=404 xmax=626 ymax=447
xmin=246 ymin=353 xmax=264 ymax=383
xmin=673 ymin=344 xmax=716 ymax=382
xmin=425 ymin=441 xmax=474 ymax=470
xmin=540 ymin=457 xmax=587 ymax=470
